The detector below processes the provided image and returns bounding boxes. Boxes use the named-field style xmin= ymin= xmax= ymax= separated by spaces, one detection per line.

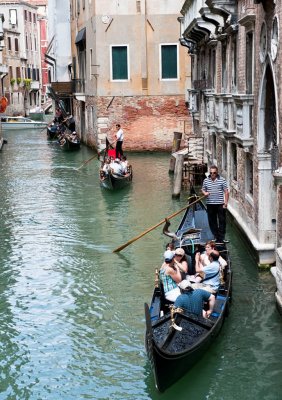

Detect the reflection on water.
xmin=0 ymin=129 xmax=281 ymax=399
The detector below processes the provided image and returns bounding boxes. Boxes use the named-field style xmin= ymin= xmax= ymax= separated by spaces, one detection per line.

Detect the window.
xmin=246 ymin=32 xmax=253 ymax=94
xmin=231 ymin=37 xmax=237 ymax=91
xmin=8 ymin=37 xmax=11 ymax=51
xmin=245 ymin=153 xmax=253 ymax=196
xmin=16 ymin=67 xmax=20 ymax=79
xmin=15 ymin=38 xmax=19 ymax=52
xmin=9 ymin=9 xmax=17 ymax=26
xmin=111 ymin=45 xmax=129 ymax=81
xmin=212 ymin=134 xmax=217 ymax=162
xmin=222 ymin=141 xmax=227 ymax=172
xmin=209 ymin=48 xmax=216 ymax=88
xmin=160 ymin=44 xmax=178 ymax=80
xmin=221 ymin=41 xmax=227 ymax=92
xmin=231 ymin=143 xmax=237 ymax=181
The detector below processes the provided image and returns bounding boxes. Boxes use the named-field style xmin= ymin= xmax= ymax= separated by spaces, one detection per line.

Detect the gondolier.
xmin=201 ymin=165 xmax=229 ymax=242
xmin=114 ymin=123 xmax=124 ymax=159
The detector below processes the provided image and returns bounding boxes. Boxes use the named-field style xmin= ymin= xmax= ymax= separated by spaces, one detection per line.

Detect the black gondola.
xmin=144 ymin=193 xmax=232 ymax=392
xmin=99 ymin=166 xmax=132 ymax=190
xmin=47 ymin=121 xmax=64 ymax=140
xmin=59 ymin=131 xmax=80 ymax=151
xmin=99 ymin=138 xmax=132 ymax=190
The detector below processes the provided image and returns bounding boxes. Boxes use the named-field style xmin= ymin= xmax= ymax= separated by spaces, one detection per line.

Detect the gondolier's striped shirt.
xmin=202 ymin=175 xmax=229 ymax=205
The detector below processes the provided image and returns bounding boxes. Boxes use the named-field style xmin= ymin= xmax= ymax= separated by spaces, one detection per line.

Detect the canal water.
xmin=0 ymin=128 xmax=281 ymax=400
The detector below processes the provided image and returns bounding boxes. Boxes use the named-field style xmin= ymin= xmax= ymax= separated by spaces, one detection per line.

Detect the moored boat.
xmin=0 ymin=115 xmax=48 ymax=130
xmin=144 ymin=192 xmax=232 ymax=392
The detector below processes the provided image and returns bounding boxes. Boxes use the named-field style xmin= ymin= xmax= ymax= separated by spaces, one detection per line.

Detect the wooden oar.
xmin=113 ymin=195 xmax=206 ymax=253
xmin=76 ymin=154 xmax=97 ymax=171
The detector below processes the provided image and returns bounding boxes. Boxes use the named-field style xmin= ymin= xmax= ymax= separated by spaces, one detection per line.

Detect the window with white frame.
xmin=9 ymin=9 xmax=17 ymax=26
xmin=111 ymin=45 xmax=129 ymax=81
xmin=160 ymin=43 xmax=178 ymax=80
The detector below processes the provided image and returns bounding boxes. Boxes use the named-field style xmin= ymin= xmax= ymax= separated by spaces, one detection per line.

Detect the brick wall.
xmin=94 ymin=95 xmax=191 ymax=152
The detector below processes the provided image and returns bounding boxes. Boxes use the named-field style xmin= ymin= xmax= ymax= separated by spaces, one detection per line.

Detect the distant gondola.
xmin=59 ymin=131 xmax=80 ymax=151
xmin=144 ymin=192 xmax=232 ymax=392
xmin=99 ymin=138 xmax=132 ymax=190
xmin=47 ymin=121 xmax=63 ymax=140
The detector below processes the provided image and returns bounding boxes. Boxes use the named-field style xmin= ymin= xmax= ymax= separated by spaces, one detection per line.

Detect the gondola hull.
xmin=47 ymin=124 xmax=62 ymax=140
xmin=59 ymin=135 xmax=80 ymax=151
xmin=145 ymin=194 xmax=232 ymax=392
xmin=100 ymin=170 xmax=132 ymax=190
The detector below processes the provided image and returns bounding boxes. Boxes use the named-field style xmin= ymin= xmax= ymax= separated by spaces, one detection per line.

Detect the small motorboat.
xmin=0 ymin=115 xmax=48 ymax=130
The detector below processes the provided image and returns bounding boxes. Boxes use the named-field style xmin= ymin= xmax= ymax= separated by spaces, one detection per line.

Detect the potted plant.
xmin=23 ymin=78 xmax=32 ymax=89
xmin=10 ymin=78 xmax=16 ymax=87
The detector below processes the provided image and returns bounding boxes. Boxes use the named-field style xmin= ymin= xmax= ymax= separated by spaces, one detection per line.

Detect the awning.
xmin=75 ymin=28 xmax=86 ymax=44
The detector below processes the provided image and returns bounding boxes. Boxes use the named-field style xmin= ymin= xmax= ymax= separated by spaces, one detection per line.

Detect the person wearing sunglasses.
xmin=201 ymin=165 xmax=229 ymax=243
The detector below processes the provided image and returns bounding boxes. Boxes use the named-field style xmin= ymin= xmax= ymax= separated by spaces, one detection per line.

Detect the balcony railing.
xmin=193 ymin=79 xmax=213 ymax=90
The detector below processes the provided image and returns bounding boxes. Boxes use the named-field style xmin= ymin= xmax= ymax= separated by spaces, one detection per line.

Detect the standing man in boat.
xmin=201 ymin=165 xmax=229 ymax=243
xmin=114 ymin=123 xmax=124 ymax=159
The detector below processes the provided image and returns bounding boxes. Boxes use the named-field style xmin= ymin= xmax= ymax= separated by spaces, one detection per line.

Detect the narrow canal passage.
xmin=0 ymin=129 xmax=281 ymax=400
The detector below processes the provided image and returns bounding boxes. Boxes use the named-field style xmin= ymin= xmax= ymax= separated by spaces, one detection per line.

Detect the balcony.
xmin=30 ymin=80 xmax=40 ymax=91
xmin=51 ymin=81 xmax=74 ymax=96
xmin=187 ymin=89 xmax=200 ymax=115
xmin=233 ymin=94 xmax=254 ymax=150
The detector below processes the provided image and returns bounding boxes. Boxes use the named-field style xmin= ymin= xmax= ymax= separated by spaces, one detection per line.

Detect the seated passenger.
xmin=159 ymin=250 xmax=182 ymax=302
xmin=196 ymin=240 xmax=227 ymax=269
xmin=173 ymin=247 xmax=188 ymax=280
xmin=193 ymin=250 xmax=221 ymax=293
xmin=121 ymin=155 xmax=128 ymax=173
xmin=101 ymin=158 xmax=111 ymax=177
xmin=110 ymin=158 xmax=124 ymax=175
xmin=175 ymin=280 xmax=215 ymax=318
xmin=166 ymin=242 xmax=175 ymax=252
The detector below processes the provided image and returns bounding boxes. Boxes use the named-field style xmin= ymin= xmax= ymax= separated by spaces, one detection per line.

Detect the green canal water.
xmin=0 ymin=129 xmax=281 ymax=400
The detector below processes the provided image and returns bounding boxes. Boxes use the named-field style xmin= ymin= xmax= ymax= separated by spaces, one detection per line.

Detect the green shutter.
xmin=162 ymin=45 xmax=177 ymax=79
xmin=112 ymin=46 xmax=128 ymax=80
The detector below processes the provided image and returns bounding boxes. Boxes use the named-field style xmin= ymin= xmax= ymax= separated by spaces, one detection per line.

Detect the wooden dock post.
xmin=169 ymin=132 xmax=182 ymax=173
xmin=172 ymin=153 xmax=184 ymax=199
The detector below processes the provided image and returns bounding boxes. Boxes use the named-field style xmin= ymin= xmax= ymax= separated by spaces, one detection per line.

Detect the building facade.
xmin=0 ymin=0 xmax=44 ymax=115
xmin=179 ymin=0 xmax=282 ymax=312
xmin=66 ymin=0 xmax=191 ymax=151
xmin=45 ymin=0 xmax=73 ymax=112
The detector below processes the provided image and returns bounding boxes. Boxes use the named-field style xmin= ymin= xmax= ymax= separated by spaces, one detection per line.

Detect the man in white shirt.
xmin=115 ymin=123 xmax=124 ymax=159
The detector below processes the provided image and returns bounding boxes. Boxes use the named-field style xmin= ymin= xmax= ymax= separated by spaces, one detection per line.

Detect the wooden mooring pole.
xmin=172 ymin=153 xmax=184 ymax=199
xmin=169 ymin=132 xmax=182 ymax=173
